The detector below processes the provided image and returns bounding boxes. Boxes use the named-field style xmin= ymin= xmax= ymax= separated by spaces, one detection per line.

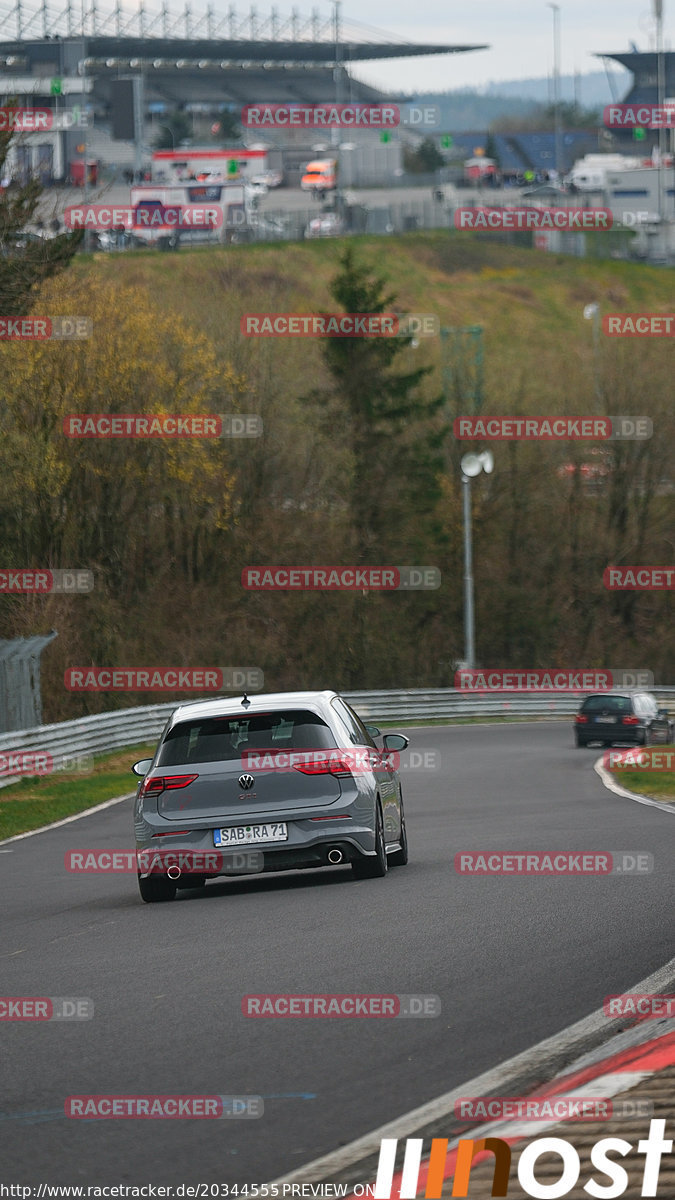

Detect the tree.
xmin=311 ymin=246 xmax=448 ymax=684
xmin=213 ymin=108 xmax=242 ymax=143
xmin=0 ymin=271 xmax=243 ymax=590
xmin=542 ymin=101 xmax=601 ymax=129
xmin=153 ymin=109 xmax=192 ymax=149
xmin=0 ymin=119 xmax=83 ymax=317
xmin=314 ymin=245 xmax=446 ymax=560
xmin=403 ymin=137 xmax=445 ymax=174
xmin=485 ymin=131 xmax=500 ymax=165
xmin=492 ymin=101 xmax=601 ymax=133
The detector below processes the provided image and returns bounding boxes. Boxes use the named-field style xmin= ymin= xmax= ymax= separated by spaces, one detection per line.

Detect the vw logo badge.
xmin=238 ymin=773 xmax=255 ymax=790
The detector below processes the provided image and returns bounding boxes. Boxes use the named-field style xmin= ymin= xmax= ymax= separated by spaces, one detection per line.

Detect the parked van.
xmin=463 ymin=156 xmax=497 ymax=184
xmin=129 ymin=180 xmax=253 ymax=246
xmin=565 ymin=154 xmax=643 ymax=192
xmin=300 ymin=159 xmax=337 ymax=194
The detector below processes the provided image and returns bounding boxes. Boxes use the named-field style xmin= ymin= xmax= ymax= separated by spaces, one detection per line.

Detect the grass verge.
xmin=0 ymin=744 xmax=155 ymax=841
xmin=607 ymin=770 xmax=675 ymax=802
xmin=602 ymin=745 xmax=675 ymax=801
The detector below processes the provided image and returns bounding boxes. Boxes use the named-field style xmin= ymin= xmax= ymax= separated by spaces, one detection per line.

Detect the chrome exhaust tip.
xmin=327 ymin=848 xmax=343 ymax=864
xmin=167 ymin=865 xmax=181 ymax=880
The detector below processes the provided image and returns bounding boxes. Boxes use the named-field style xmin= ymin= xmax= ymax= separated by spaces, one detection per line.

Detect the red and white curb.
xmin=595 ymin=755 xmax=675 ymax=814
xmin=376 ymin=1024 xmax=675 ymax=1197
xmin=266 ymin=958 xmax=675 ymax=1190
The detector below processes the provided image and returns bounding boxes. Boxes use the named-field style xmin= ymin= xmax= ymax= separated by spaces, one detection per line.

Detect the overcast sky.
xmin=340 ymin=0 xmax=672 ymax=94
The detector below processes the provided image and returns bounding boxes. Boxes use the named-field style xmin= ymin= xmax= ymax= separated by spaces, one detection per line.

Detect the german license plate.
xmin=214 ymin=822 xmax=288 ymax=847
xmin=596 ymin=716 xmax=616 ymax=724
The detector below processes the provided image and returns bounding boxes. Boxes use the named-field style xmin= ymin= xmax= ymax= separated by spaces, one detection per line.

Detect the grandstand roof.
xmin=0 ymin=4 xmax=487 ymax=61
xmin=596 ymin=50 xmax=675 ymax=72
xmin=0 ymin=35 xmax=486 ymax=62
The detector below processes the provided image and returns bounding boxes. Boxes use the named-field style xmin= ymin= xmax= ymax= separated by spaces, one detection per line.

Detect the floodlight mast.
xmin=456 ymin=453 xmax=494 ymax=672
xmin=547 ymin=3 xmax=563 ymax=182
xmin=460 ymin=452 xmax=494 ymax=669
xmin=654 ymin=0 xmax=666 ymax=245
xmin=461 ymin=469 xmax=475 ymax=668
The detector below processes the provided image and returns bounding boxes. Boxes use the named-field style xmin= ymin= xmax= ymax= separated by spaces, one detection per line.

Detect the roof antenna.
xmin=241 ymin=693 xmax=251 ymax=708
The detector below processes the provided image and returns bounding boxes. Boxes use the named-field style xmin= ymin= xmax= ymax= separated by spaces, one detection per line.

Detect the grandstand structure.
xmin=598 ymin=50 xmax=675 ymax=107
xmin=446 ymin=131 xmax=602 ymax=177
xmin=438 ymin=50 xmax=675 ymax=176
xmin=0 ymin=3 xmax=487 ymax=182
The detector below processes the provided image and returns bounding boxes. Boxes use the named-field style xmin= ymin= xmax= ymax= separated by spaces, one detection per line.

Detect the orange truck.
xmin=300 ymin=159 xmax=337 ymax=194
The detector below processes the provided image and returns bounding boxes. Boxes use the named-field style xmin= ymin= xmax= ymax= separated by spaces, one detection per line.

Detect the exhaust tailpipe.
xmin=327 ymin=848 xmax=343 ymax=864
xmin=167 ymin=865 xmax=181 ymax=880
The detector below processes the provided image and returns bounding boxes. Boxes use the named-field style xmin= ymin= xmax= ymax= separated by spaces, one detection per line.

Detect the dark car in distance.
xmin=574 ymin=691 xmax=674 ymax=748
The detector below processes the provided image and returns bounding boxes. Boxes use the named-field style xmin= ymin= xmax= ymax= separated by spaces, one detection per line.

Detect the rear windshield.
xmin=581 ymin=695 xmax=633 ymax=713
xmin=156 ymin=709 xmax=336 ymax=766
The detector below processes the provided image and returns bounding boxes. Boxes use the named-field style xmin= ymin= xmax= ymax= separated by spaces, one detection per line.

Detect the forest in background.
xmin=0 ymin=230 xmax=672 ymax=722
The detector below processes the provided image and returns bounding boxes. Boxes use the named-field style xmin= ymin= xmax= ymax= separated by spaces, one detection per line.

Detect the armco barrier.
xmin=0 ymin=688 xmax=673 ymax=789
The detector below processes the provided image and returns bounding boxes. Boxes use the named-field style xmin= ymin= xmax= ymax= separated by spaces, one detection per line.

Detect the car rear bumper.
xmin=135 ymin=816 xmax=377 ymax=878
xmin=576 ymin=726 xmax=646 ymax=744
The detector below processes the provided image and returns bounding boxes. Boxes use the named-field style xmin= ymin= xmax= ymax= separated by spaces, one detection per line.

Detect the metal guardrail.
xmin=0 ymin=689 xmax=674 ymax=785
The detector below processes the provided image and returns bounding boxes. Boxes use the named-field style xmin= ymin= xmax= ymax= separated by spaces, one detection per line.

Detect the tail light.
xmin=293 ymin=755 xmax=355 ymax=778
xmin=575 ymin=715 xmax=588 ymax=724
xmin=139 ymin=773 xmax=198 ymax=799
xmin=622 ymin=715 xmax=640 ymax=725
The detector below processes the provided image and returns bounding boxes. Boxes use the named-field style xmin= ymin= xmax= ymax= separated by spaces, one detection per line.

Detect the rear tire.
xmin=389 ymin=799 xmax=408 ymax=867
xmin=138 ymin=873 xmax=177 ymax=903
xmin=352 ymin=803 xmax=387 ymax=879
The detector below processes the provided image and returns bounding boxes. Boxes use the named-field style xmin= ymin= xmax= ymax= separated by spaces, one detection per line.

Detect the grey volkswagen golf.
xmin=132 ymin=690 xmax=409 ymax=902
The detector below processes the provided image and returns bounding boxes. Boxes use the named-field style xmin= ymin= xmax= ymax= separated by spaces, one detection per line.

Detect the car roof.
xmin=581 ymin=690 xmax=652 ymax=699
xmin=167 ymin=690 xmax=341 ymax=727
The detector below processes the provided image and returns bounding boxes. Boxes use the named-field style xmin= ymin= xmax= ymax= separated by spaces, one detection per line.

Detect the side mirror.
xmin=382 ymin=733 xmax=409 ymax=752
xmin=658 ymin=709 xmax=669 ymax=717
xmin=132 ymin=758 xmax=153 ymax=777
xmin=365 ymin=724 xmax=381 ymax=739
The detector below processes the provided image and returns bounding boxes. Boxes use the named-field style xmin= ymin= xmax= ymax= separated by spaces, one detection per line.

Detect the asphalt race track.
xmin=2 ymin=720 xmax=675 ymax=1184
